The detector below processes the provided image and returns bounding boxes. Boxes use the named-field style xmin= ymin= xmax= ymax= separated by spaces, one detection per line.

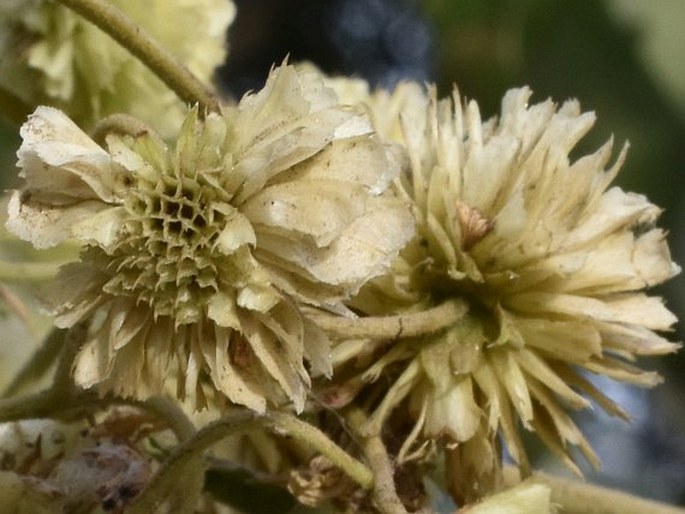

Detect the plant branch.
xmin=307 ymin=298 xmax=468 ymax=340
xmin=55 ymin=0 xmax=220 ymax=114
xmin=91 ymin=113 xmax=167 ymax=148
xmin=52 ymin=321 xmax=89 ymax=392
xmin=269 ymin=411 xmax=373 ymax=490
xmin=127 ymin=411 xmax=261 ymax=514
xmin=0 ymin=386 xmax=108 ymax=423
xmin=129 ymin=410 xmax=375 ymax=513
xmin=137 ymin=396 xmax=196 ymax=441
xmin=346 ymin=408 xmax=408 ymax=514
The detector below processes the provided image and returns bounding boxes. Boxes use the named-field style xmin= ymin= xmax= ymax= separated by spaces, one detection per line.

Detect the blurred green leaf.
xmin=205 ymin=465 xmax=299 ymax=514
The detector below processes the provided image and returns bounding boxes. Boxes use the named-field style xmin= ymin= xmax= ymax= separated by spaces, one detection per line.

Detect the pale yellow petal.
xmin=515 ymin=349 xmax=590 ymax=410
xmin=204 ymin=325 xmax=267 ymax=413
xmin=281 ymin=136 xmax=400 ymax=194
xmin=257 ymin=196 xmax=414 ymax=294
xmin=302 ymin=318 xmax=332 ymax=377
xmin=207 ymin=291 xmax=241 ymax=330
xmin=7 ymin=192 xmax=110 ymax=249
xmin=47 ymin=261 xmax=108 ymax=327
xmin=70 ymin=206 xmax=126 ymax=248
xmin=214 ymin=209 xmax=256 ymax=254
xmin=507 ymin=291 xmax=676 ymax=330
xmin=465 ymin=482 xmax=553 ymax=514
xmin=241 ymin=312 xmax=306 ymax=412
xmin=488 ymin=350 xmax=533 ymax=426
xmin=424 ymin=377 xmax=481 ymax=442
xmin=516 ymin=318 xmax=601 ymax=363
xmin=245 ymin=180 xmax=368 ymax=247
xmin=599 ymin=321 xmax=681 ymax=356
xmin=18 ymin=106 xmax=120 ymax=202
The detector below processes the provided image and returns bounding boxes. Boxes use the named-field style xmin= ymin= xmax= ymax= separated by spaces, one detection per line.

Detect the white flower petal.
xmin=214 ymin=209 xmax=256 ymax=254
xmin=241 ymin=312 xmax=306 ymax=412
xmin=19 ymin=106 xmax=120 ymax=202
xmin=424 ymin=377 xmax=481 ymax=442
xmin=70 ymin=206 xmax=126 ymax=248
xmin=245 ymin=180 xmax=368 ymax=247
xmin=207 ymin=291 xmax=241 ymax=330
xmin=257 ymin=196 xmax=414 ymax=293
xmin=204 ymin=326 xmax=267 ymax=413
xmin=7 ymin=192 xmax=108 ymax=249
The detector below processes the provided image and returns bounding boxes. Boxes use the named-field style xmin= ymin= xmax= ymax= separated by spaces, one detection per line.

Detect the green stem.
xmin=128 ymin=450 xmax=205 ymax=514
xmin=0 ymin=261 xmax=61 ymax=283
xmin=52 ymin=322 xmax=89 ymax=392
xmin=306 ymin=298 xmax=468 ymax=340
xmin=138 ymin=396 xmax=196 ymax=441
xmin=129 ymin=410 xmax=374 ymax=513
xmin=269 ymin=411 xmax=373 ymax=490
xmin=0 ymin=389 xmax=61 ymax=421
xmin=346 ymin=408 xmax=408 ymax=514
xmin=91 ymin=113 xmax=166 ymax=148
xmin=128 ymin=411 xmax=261 ymax=514
xmin=55 ymin=0 xmax=220 ymax=114
xmin=528 ymin=473 xmax=685 ymax=514
xmin=0 ymin=387 xmax=105 ymax=423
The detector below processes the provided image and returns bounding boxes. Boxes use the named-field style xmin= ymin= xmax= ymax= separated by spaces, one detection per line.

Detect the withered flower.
xmin=331 ymin=84 xmax=680 ymax=498
xmin=7 ymin=65 xmax=414 ymax=412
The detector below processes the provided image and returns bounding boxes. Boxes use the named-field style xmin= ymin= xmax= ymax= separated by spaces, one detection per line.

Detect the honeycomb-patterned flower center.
xmin=103 ymin=169 xmax=236 ymax=323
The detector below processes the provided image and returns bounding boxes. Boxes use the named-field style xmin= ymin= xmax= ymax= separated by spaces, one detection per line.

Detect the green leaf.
xmin=204 ymin=465 xmax=299 ymax=514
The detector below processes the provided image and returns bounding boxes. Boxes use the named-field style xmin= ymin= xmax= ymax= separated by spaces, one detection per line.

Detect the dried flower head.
xmin=0 ymin=0 xmax=234 ymax=137
xmin=7 ymin=65 xmax=414 ymax=412
xmin=332 ymin=85 xmax=680 ymax=497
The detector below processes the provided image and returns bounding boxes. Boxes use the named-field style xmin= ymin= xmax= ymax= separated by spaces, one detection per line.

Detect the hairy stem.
xmin=130 ymin=410 xmax=374 ymax=513
xmin=346 ymin=408 xmax=408 ymax=514
xmin=52 ymin=321 xmax=89 ymax=392
xmin=55 ymin=0 xmax=220 ymax=113
xmin=307 ymin=298 xmax=468 ymax=340
xmin=269 ymin=411 xmax=373 ymax=490
xmin=134 ymin=396 xmax=197 ymax=442
xmin=91 ymin=113 xmax=167 ymax=148
xmin=0 ymin=387 xmax=107 ymax=423
xmin=128 ymin=411 xmax=261 ymax=514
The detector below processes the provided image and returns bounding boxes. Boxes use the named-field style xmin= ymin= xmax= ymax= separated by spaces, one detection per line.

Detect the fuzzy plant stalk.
xmin=54 ymin=0 xmax=220 ymax=113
